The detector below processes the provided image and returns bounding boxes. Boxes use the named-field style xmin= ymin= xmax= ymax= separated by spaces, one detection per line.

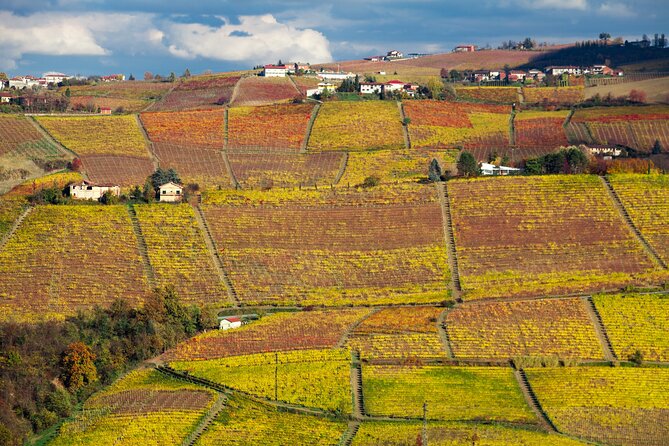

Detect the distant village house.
xmin=263 ymin=65 xmax=287 ymax=77
xmin=70 ymin=181 xmax=121 ymax=201
xmin=454 ymin=45 xmax=477 ymax=52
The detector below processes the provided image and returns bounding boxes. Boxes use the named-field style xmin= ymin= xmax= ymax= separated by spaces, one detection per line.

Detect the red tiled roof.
xmin=224 ymin=317 xmax=242 ymax=323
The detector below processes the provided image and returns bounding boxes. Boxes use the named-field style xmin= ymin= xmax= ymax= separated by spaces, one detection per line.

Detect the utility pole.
xmin=422 ymin=402 xmax=428 ymax=446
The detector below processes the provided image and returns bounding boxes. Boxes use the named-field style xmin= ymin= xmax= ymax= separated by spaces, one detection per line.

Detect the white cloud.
xmin=164 ymin=14 xmax=332 ymax=64
xmin=598 ymin=2 xmax=636 ymax=17
xmin=518 ymin=0 xmax=588 ymax=10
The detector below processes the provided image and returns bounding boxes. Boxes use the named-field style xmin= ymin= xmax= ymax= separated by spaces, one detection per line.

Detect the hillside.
xmin=585 ymin=77 xmax=669 ymax=103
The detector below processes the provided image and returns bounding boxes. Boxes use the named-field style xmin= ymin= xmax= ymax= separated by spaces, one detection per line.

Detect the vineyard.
xmin=60 ymin=81 xmax=172 ymax=102
xmin=448 ymin=175 xmax=659 ymax=300
xmin=0 ymin=205 xmax=148 ymax=321
xmin=5 ymin=171 xmax=83 ymax=196
xmin=525 ymin=367 xmax=669 ymax=445
xmin=151 ymin=75 xmax=240 ymax=111
xmin=0 ymin=115 xmax=57 ymax=157
xmin=152 ymin=142 xmax=232 ymax=188
xmin=608 ymin=174 xmax=669 ymax=263
xmin=227 ymin=104 xmax=314 ymax=151
xmin=454 ymin=87 xmax=519 ymax=104
xmin=228 ymin=152 xmax=343 ymax=188
xmin=352 ymin=421 xmax=587 ymax=445
xmin=134 ymin=204 xmax=228 ymax=305
xmin=362 ymin=365 xmax=535 ymax=422
xmin=171 ymin=349 xmax=352 ymax=413
xmin=68 ymin=95 xmax=147 ymax=113
xmin=163 ymin=309 xmax=369 ymax=361
xmin=81 ymin=155 xmax=154 ymax=186
xmin=35 ymin=115 xmax=149 ymax=157
xmin=232 ymin=76 xmax=300 ymax=106
xmin=0 ymin=196 xmax=27 ymax=239
xmin=593 ymin=293 xmax=669 ymax=361
xmin=404 ymin=101 xmax=510 ymax=149
xmin=522 ymin=86 xmax=584 ymax=104
xmin=308 ymin=101 xmax=405 ymax=151
xmin=140 ymin=109 xmax=226 ymax=148
xmin=195 ymin=394 xmax=346 ymax=446
xmin=445 ymin=298 xmax=603 ymax=360
xmin=50 ymin=369 xmax=215 ymax=446
xmin=514 ymin=110 xmax=570 ymax=150
xmin=201 ymin=185 xmax=449 ymax=306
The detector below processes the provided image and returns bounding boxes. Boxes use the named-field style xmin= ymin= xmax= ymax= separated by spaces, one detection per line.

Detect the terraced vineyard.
xmin=68 ymin=95 xmax=147 ymax=113
xmin=522 ymin=86 xmax=584 ymax=105
xmin=201 ymin=185 xmax=449 ymax=306
xmin=35 ymin=115 xmax=148 ymax=157
xmin=134 ymin=204 xmax=228 ymax=305
xmin=593 ymin=293 xmax=669 ymax=361
xmin=228 ymin=152 xmax=343 ymax=188
xmin=308 ymin=101 xmax=405 ymax=151
xmin=514 ymin=110 xmax=570 ymax=151
xmin=163 ymin=309 xmax=369 ymax=361
xmin=455 ymin=86 xmax=518 ymax=104
xmin=347 ymin=306 xmax=446 ymax=360
xmin=227 ymin=104 xmax=313 ymax=151
xmin=0 ymin=115 xmax=61 ymax=157
xmin=608 ymin=174 xmax=669 ymax=264
xmin=232 ymin=76 xmax=300 ymax=106
xmin=0 ymin=205 xmax=148 ymax=321
xmin=171 ymin=349 xmax=352 ymax=413
xmin=81 ymin=155 xmax=154 ymax=186
xmin=446 ymin=298 xmax=603 ymax=360
xmin=141 ymin=109 xmax=226 ymax=148
xmin=50 ymin=368 xmax=215 ymax=446
xmin=353 ymin=421 xmax=588 ymax=445
xmin=151 ymin=74 xmax=240 ymax=111
xmin=195 ymin=394 xmax=346 ymax=446
xmin=526 ymin=367 xmax=669 ymax=445
xmin=152 ymin=142 xmax=231 ymax=188
xmin=362 ymin=365 xmax=535 ymax=422
xmin=0 ymin=196 xmax=27 ymax=239
xmin=404 ymin=100 xmax=510 ymax=149
xmin=448 ymin=175 xmax=659 ymax=300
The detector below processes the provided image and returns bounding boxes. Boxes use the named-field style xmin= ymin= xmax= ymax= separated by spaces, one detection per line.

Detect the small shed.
xmin=100 ymin=107 xmax=112 ymax=115
xmin=219 ymin=317 xmax=243 ymax=330
xmin=158 ymin=182 xmax=183 ymax=202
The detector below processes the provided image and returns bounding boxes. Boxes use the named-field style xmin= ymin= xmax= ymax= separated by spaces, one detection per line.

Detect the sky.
xmin=0 ymin=0 xmax=666 ymax=77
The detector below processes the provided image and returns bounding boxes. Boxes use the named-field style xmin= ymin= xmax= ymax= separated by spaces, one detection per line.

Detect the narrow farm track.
xmin=600 ymin=176 xmax=668 ymax=269
xmin=193 ymin=204 xmax=241 ymax=306
xmin=437 ymin=307 xmax=455 ymax=359
xmin=339 ymin=421 xmax=360 ymax=446
xmin=350 ymin=350 xmax=365 ymax=419
xmin=437 ymin=182 xmax=463 ymax=302
xmin=333 ymin=152 xmax=349 ymax=185
xmin=397 ymin=101 xmax=411 ymax=149
xmin=142 ymin=82 xmax=178 ymax=112
xmin=0 ymin=206 xmax=32 ymax=252
xmin=127 ymin=204 xmax=157 ymax=289
xmin=286 ymin=74 xmax=302 ymax=96
xmin=301 ymin=102 xmax=321 ymax=153
xmin=135 ymin=114 xmax=160 ymax=170
xmin=27 ymin=116 xmax=79 ymax=160
xmin=581 ymin=296 xmax=618 ymax=362
xmin=182 ymin=393 xmax=227 ymax=446
xmin=337 ymin=308 xmax=381 ymax=348
xmin=513 ymin=369 xmax=558 ymax=433
xmin=221 ymin=151 xmax=240 ymax=188
xmin=223 ymin=107 xmax=229 ymax=150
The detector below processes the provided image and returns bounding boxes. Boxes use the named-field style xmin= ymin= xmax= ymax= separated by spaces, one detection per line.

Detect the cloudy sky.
xmin=0 ymin=0 xmax=665 ymax=76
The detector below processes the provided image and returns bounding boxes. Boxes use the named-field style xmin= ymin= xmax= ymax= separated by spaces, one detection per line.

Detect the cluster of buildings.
xmin=359 ymin=79 xmax=420 ymax=97
xmin=465 ymin=64 xmax=623 ymax=83
xmin=262 ymin=63 xmax=313 ymax=77
xmin=69 ymin=181 xmax=184 ymax=202
xmin=1 ymin=72 xmax=125 ymax=91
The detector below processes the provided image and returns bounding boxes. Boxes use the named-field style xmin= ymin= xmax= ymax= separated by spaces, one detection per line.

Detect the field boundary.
xmin=337 ymin=308 xmax=380 ymax=348
xmin=437 ymin=308 xmax=455 ymax=359
xmin=581 ymin=295 xmax=618 ymax=362
xmin=600 ymin=176 xmax=668 ymax=269
xmin=127 ymin=204 xmax=157 ymax=289
xmin=193 ymin=204 xmax=240 ymax=306
xmin=397 ymin=101 xmax=411 ymax=149
xmin=302 ymin=103 xmax=321 ymax=153
xmin=135 ymin=114 xmax=160 ymax=170
xmin=437 ymin=182 xmax=463 ymax=302
xmin=334 ymin=152 xmax=350 ymax=186
xmin=27 ymin=116 xmax=79 ymax=161
xmin=351 ymin=350 xmax=365 ymax=419
xmin=339 ymin=421 xmax=360 ymax=446
xmin=513 ymin=368 xmax=558 ymax=433
xmin=221 ymin=151 xmax=240 ymax=189
xmin=182 ymin=392 xmax=227 ymax=446
xmin=0 ymin=206 xmax=33 ymax=252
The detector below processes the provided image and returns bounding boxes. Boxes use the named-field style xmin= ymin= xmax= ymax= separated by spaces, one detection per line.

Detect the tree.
xmin=143 ymin=178 xmax=155 ymax=202
xmin=143 ymin=71 xmax=153 ymax=81
xmin=128 ymin=73 xmax=135 ymax=81
xmin=457 ymin=152 xmax=479 ymax=177
xmin=150 ymin=168 xmax=181 ymax=191
xmin=652 ymin=139 xmax=663 ymax=154
xmin=168 ymin=72 xmax=176 ymax=82
xmin=522 ymin=37 xmax=535 ymax=49
xmin=99 ymin=190 xmax=119 ymax=205
xmin=60 ymin=342 xmax=97 ymax=391
xmin=426 ymin=77 xmax=444 ymax=99
xmin=183 ymin=68 xmax=191 ymax=78
xmin=64 ymin=87 xmax=71 ymax=98
xmin=599 ymin=32 xmax=611 ymax=43
xmin=629 ymin=89 xmax=647 ymax=103
xmin=70 ymin=157 xmax=82 ymax=172
xmin=428 ymin=158 xmax=442 ymax=182
xmin=503 ymin=64 xmax=511 ymax=84
xmin=361 ymin=176 xmax=380 ymax=188
xmin=629 ymin=349 xmax=644 ymax=366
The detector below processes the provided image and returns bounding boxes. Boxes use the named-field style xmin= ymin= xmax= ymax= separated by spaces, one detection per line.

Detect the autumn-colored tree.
xmin=60 ymin=342 xmax=97 ymax=391
xmin=629 ymin=89 xmax=647 ymax=103
xmin=70 ymin=157 xmax=82 ymax=172
xmin=143 ymin=71 xmax=153 ymax=81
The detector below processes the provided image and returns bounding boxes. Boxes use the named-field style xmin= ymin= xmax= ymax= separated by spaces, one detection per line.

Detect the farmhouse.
xmin=384 ymin=80 xmax=407 ymax=92
xmin=100 ymin=107 xmax=112 ymax=115
xmin=263 ymin=65 xmax=287 ymax=77
xmin=386 ymin=50 xmax=403 ymax=59
xmin=480 ymin=163 xmax=522 ymax=176
xmin=545 ymin=66 xmax=582 ymax=76
xmin=158 ymin=182 xmax=183 ymax=202
xmin=0 ymin=92 xmax=13 ymax=103
xmin=100 ymin=74 xmax=125 ymax=82
xmin=70 ymin=181 xmax=121 ymax=201
xmin=317 ymin=71 xmax=356 ymax=81
xmin=508 ymin=70 xmax=527 ymax=82
xmin=454 ymin=45 xmax=477 ymax=52
xmin=360 ymin=82 xmax=384 ymax=94
xmin=219 ymin=316 xmax=243 ymax=330
xmin=43 ymin=72 xmax=69 ymax=84
xmin=364 ymin=55 xmax=385 ymax=62
xmin=306 ymin=82 xmax=337 ymax=97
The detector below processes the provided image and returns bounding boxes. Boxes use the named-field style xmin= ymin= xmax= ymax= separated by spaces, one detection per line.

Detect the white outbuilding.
xmin=219 ymin=317 xmax=243 ymax=330
xmin=70 ymin=181 xmax=120 ymax=200
xmin=158 ymin=182 xmax=183 ymax=202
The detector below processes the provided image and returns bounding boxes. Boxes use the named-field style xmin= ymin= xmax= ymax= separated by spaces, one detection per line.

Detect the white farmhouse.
xmin=306 ymin=82 xmax=337 ymax=97
xmin=263 ymin=65 xmax=287 ymax=77
xmin=480 ymin=163 xmax=522 ymax=176
xmin=158 ymin=182 xmax=183 ymax=202
xmin=219 ymin=316 xmax=243 ymax=330
xmin=360 ymin=82 xmax=384 ymax=94
xmin=70 ymin=181 xmax=121 ymax=200
xmin=317 ymin=71 xmax=355 ymax=81
xmin=43 ymin=72 xmax=69 ymax=84
xmin=384 ymin=80 xmax=407 ymax=92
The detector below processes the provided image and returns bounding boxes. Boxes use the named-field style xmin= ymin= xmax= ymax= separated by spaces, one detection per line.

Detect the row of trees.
xmin=0 ymin=286 xmax=216 ymax=446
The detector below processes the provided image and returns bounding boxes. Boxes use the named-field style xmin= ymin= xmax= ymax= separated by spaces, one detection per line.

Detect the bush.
xmin=361 ymin=176 xmax=380 ymax=188
xmin=629 ymin=349 xmax=644 ymax=366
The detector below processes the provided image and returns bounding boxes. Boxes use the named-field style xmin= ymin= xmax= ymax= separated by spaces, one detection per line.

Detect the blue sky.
xmin=0 ymin=0 xmax=666 ymax=76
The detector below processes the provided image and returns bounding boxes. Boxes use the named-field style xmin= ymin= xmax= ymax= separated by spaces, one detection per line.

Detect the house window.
xmin=176 ymin=190 xmax=180 ymax=195
xmin=162 ymin=190 xmax=166 ymax=194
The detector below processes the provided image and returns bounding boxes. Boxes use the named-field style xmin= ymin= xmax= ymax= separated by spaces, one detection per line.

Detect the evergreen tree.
xmin=457 ymin=152 xmax=479 ymax=177
xmin=183 ymin=68 xmax=191 ymax=78
xmin=428 ymin=158 xmax=442 ymax=182
xmin=652 ymin=139 xmax=663 ymax=154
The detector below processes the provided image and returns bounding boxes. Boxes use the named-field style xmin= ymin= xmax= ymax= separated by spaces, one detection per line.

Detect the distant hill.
xmin=518 ymin=45 xmax=669 ymax=71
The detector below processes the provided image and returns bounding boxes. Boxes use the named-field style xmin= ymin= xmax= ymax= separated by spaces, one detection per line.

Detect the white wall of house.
xmin=264 ymin=66 xmax=287 ymax=77
xmin=159 ymin=183 xmax=183 ymax=202
xmin=70 ymin=183 xmax=120 ymax=200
